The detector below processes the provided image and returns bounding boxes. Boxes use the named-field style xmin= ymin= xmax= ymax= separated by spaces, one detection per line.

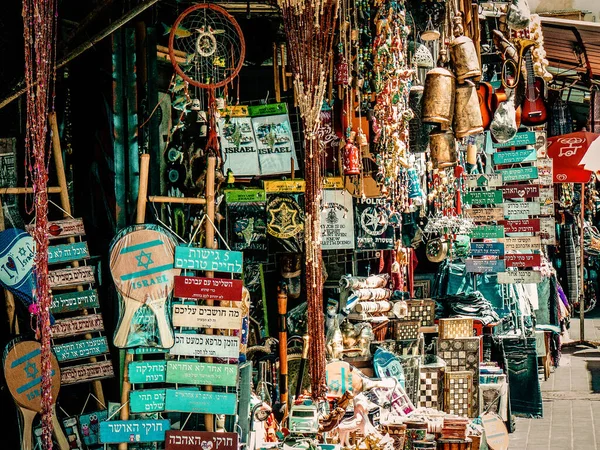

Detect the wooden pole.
xmin=49 ymin=112 xmax=106 ymax=408
xmin=203 ymin=156 xmax=217 ymax=432
xmin=148 ymin=195 xmax=207 ymax=205
xmin=0 ymin=0 xmax=161 ymax=111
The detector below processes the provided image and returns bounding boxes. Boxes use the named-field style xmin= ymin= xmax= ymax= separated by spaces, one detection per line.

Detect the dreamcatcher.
xmin=168 ymin=3 xmax=245 ymax=159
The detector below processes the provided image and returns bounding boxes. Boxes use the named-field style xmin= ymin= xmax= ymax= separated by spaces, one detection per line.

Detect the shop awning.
xmin=541 ymin=16 xmax=600 ymax=83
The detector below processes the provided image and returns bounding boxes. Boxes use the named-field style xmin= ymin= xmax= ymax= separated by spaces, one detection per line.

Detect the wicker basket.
xmin=438 ymin=318 xmax=474 ymax=339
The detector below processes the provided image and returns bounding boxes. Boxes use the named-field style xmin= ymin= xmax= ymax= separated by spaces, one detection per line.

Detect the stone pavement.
xmin=508 ymin=314 xmax=600 ymax=449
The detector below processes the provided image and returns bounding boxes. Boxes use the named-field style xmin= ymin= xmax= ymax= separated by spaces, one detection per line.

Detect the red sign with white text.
xmin=174 ymin=276 xmax=243 ymax=301
xmin=504 ymin=254 xmax=541 ymax=268
xmin=499 ymin=219 xmax=540 ymax=234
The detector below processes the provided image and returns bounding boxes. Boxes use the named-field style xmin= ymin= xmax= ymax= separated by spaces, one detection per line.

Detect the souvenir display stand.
xmin=4 ymin=0 xmax=599 ymax=449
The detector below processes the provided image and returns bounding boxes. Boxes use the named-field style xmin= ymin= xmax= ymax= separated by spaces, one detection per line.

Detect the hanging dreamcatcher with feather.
xmin=168 ymin=3 xmax=245 ymax=162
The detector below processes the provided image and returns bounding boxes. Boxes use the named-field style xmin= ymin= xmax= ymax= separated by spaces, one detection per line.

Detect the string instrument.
xmin=520 ymin=49 xmax=548 ymax=126
xmin=477 ymin=81 xmax=494 ymax=129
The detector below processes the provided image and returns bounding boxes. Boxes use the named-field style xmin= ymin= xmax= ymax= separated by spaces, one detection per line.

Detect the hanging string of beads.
xmin=276 ymin=0 xmax=339 ymax=400
xmin=22 ymin=0 xmax=58 ymax=448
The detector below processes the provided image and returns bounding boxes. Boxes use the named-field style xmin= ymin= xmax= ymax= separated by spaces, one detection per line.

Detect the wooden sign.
xmin=99 ymin=419 xmax=170 ymax=444
xmin=465 ymin=207 xmax=504 ymax=222
xmin=498 ymin=184 xmax=539 ymax=199
xmin=61 ymin=360 xmax=114 ymax=385
xmin=497 ymin=270 xmax=542 ymax=284
xmin=128 ymin=347 xmax=169 ymax=355
xmin=128 ymin=361 xmax=167 ymax=384
xmin=492 ymin=131 xmax=536 ymax=148
xmin=540 ymin=217 xmax=556 ymax=245
xmin=48 ymin=266 xmax=95 ymax=288
xmin=470 ymin=225 xmax=504 ymax=239
xmin=493 ymin=148 xmax=537 ymax=164
xmin=539 ymin=187 xmax=554 ymax=215
xmin=129 ymin=389 xmax=166 ymax=413
xmin=170 ymin=333 xmax=240 ymax=359
xmin=505 ymin=254 xmax=541 ymax=268
xmin=323 ymin=177 xmax=344 ymax=189
xmin=499 ymin=166 xmax=539 ymax=183
xmin=51 ymin=314 xmax=104 ymax=338
xmin=50 ymin=289 xmax=99 ymax=313
xmin=53 ymin=336 xmax=109 ymax=362
xmin=174 ymin=247 xmax=243 ymax=274
xmin=470 ymin=242 xmax=504 ymax=256
xmin=174 ymin=276 xmax=243 ymax=301
xmin=502 ymin=236 xmax=541 ymax=251
xmin=166 ymin=431 xmax=238 ymax=450
xmin=463 ymin=190 xmax=503 ymax=205
xmin=224 ymin=188 xmax=266 ymax=203
xmin=466 ymin=173 xmax=502 ymax=188
xmin=499 ymin=219 xmax=540 ymax=234
xmin=172 ymin=304 xmax=243 ymax=330
xmin=535 ymin=158 xmax=553 ymax=185
xmin=166 ymin=361 xmax=238 ymax=386
xmin=264 ymin=179 xmax=306 ymax=193
xmin=165 ymin=389 xmax=237 ymax=415
xmin=48 ymin=242 xmax=90 ymax=264
xmin=27 ymin=218 xmax=86 ymax=240
xmin=465 ymin=259 xmax=505 ymax=273
xmin=503 ymin=202 xmax=541 ymax=218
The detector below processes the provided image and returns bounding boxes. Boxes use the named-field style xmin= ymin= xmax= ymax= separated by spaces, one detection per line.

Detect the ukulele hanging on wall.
xmin=520 ymin=48 xmax=548 ymax=126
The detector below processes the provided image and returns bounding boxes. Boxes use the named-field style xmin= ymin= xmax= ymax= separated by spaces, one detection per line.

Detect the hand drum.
xmin=109 ymin=225 xmax=180 ymax=348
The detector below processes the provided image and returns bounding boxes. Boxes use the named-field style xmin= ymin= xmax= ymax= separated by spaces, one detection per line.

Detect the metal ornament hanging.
xmin=421 ymin=10 xmax=440 ymax=41
xmin=429 ymin=129 xmax=457 ymax=168
xmin=422 ymin=67 xmax=456 ymax=129
xmin=413 ymin=43 xmax=434 ymax=69
xmin=409 ymin=86 xmax=432 ymax=153
xmin=453 ymin=81 xmax=484 ymax=138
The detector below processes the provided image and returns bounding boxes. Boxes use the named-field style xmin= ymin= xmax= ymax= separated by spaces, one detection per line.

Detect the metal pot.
xmin=450 ymin=35 xmax=481 ymax=83
xmin=453 ymin=81 xmax=484 ymax=138
xmin=422 ymin=67 xmax=456 ymax=129
xmin=429 ymin=129 xmax=457 ymax=168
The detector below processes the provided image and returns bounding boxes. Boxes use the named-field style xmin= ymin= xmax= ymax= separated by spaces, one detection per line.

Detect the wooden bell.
xmin=453 ymin=81 xmax=484 ymax=138
xmin=422 ymin=67 xmax=456 ymax=129
xmin=429 ymin=129 xmax=457 ymax=169
xmin=449 ymin=13 xmax=481 ymax=83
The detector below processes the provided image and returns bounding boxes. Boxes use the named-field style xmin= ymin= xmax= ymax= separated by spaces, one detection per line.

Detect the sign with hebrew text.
xmin=48 ymin=242 xmax=90 ymax=264
xmin=53 ymin=336 xmax=109 ymax=362
xmin=165 ymin=389 xmax=237 ymax=414
xmin=48 ymin=266 xmax=95 ymax=288
xmin=129 ymin=389 xmax=166 ymax=413
xmin=50 ymin=289 xmax=99 ymax=313
xmin=51 ymin=314 xmax=104 ymax=338
xmin=170 ymin=333 xmax=240 ymax=358
xmin=166 ymin=431 xmax=238 ymax=450
xmin=172 ymin=304 xmax=242 ymax=330
xmin=99 ymin=419 xmax=170 ymax=444
xmin=166 ymin=360 xmax=238 ymax=386
xmin=128 ymin=361 xmax=167 ymax=384
xmin=174 ymin=276 xmax=243 ymax=301
xmin=174 ymin=247 xmax=243 ymax=274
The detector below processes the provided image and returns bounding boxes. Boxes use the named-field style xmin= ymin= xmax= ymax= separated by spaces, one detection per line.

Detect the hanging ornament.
xmin=343 ymin=131 xmax=360 ymax=175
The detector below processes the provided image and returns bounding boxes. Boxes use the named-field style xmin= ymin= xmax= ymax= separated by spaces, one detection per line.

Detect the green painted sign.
xmin=129 ymin=361 xmax=167 ymax=384
xmin=48 ymin=242 xmax=90 ymax=264
xmin=129 ymin=389 xmax=166 ymax=413
xmin=492 ymin=131 xmax=536 ymax=148
xmin=127 ymin=347 xmax=169 ymax=355
xmin=470 ymin=225 xmax=505 ymax=239
xmin=499 ymin=166 xmax=538 ymax=183
xmin=248 ymin=103 xmax=288 ymax=117
xmin=463 ymin=190 xmax=503 ymax=205
xmin=174 ymin=247 xmax=243 ymax=273
xmin=466 ymin=173 xmax=502 ymax=188
xmin=165 ymin=389 xmax=237 ymax=414
xmin=99 ymin=419 xmax=170 ymax=444
xmin=224 ymin=189 xmax=266 ymax=203
xmin=50 ymin=289 xmax=99 ymax=313
xmin=166 ymin=361 xmax=238 ymax=386
xmin=493 ymin=148 xmax=537 ymax=165
xmin=53 ymin=336 xmax=109 ymax=362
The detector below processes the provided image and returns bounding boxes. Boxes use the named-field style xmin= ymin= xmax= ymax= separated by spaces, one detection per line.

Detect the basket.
xmin=439 ymin=318 xmax=474 ymax=339
xmin=406 ymin=299 xmax=436 ymax=327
